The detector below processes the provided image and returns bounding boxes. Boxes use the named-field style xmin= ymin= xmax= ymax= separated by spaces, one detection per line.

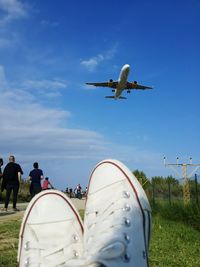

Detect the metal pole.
xmin=195 ymin=174 xmax=199 ymax=205
xmin=168 ymin=180 xmax=171 ymax=205
xmin=164 ymin=157 xmax=200 ymax=205
xmin=182 ymin=164 xmax=190 ymax=205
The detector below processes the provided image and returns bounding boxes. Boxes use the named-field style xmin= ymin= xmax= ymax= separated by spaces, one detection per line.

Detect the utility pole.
xmin=164 ymin=157 xmax=200 ymax=205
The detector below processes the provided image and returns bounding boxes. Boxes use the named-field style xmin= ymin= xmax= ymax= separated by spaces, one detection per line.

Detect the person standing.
xmin=0 ymin=158 xmax=3 ymax=201
xmin=0 ymin=158 xmax=3 ymax=179
xmin=28 ymin=162 xmax=43 ymax=198
xmin=3 ymin=155 xmax=23 ymax=211
xmin=76 ymin=183 xmax=82 ymax=199
xmin=69 ymin=188 xmax=73 ymax=198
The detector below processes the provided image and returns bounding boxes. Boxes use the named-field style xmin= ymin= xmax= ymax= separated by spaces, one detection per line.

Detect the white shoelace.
xmin=23 ymin=219 xmax=82 ymax=267
xmin=24 ymin=241 xmax=75 ymax=266
xmin=85 ymin=180 xmax=151 ymax=266
xmin=85 ymin=188 xmax=133 ymax=262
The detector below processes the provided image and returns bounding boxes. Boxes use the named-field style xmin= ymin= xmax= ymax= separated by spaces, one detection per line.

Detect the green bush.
xmin=0 ymin=180 xmax=31 ymax=203
xmin=152 ymin=202 xmax=200 ymax=231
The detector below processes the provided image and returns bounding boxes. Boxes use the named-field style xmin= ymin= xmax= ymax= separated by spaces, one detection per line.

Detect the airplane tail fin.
xmin=105 ymin=96 xmax=127 ymax=100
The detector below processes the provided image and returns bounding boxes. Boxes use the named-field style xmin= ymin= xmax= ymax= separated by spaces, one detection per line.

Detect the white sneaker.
xmin=17 ymin=190 xmax=84 ymax=267
xmin=83 ymin=159 xmax=152 ymax=267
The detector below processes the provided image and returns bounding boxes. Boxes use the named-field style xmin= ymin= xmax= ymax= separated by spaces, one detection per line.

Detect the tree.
xmin=132 ymin=169 xmax=149 ymax=189
xmin=166 ymin=175 xmax=179 ymax=185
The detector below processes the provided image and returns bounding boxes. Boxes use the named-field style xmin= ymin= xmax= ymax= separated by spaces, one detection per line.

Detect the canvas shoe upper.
xmin=83 ymin=159 xmax=151 ymax=267
xmin=17 ymin=190 xmax=84 ymax=267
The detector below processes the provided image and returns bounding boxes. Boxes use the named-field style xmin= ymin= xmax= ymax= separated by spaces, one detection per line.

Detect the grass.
xmin=149 ymin=215 xmax=200 ymax=267
xmin=0 ymin=209 xmax=200 ymax=267
xmin=0 ymin=219 xmax=21 ymax=266
xmin=152 ymin=202 xmax=200 ymax=231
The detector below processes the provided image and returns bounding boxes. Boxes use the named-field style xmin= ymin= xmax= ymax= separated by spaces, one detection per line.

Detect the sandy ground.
xmin=70 ymin=197 xmax=86 ymax=210
xmin=0 ymin=198 xmax=86 ymax=221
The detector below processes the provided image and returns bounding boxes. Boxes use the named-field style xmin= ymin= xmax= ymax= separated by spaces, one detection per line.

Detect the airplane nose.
xmin=123 ymin=64 xmax=130 ymax=70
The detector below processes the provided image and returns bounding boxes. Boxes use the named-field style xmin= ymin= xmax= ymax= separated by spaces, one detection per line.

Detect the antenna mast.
xmin=164 ymin=156 xmax=200 ymax=204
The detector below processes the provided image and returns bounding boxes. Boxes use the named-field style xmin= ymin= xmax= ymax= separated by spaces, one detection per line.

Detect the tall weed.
xmin=151 ymin=202 xmax=200 ymax=231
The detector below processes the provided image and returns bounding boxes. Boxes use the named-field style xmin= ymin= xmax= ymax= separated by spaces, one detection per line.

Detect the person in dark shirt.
xmin=3 ymin=155 xmax=23 ymax=211
xmin=0 ymin=158 xmax=3 ymax=178
xmin=28 ymin=162 xmax=44 ymax=198
xmin=0 ymin=158 xmax=3 ymax=201
xmin=0 ymin=158 xmax=3 ymax=183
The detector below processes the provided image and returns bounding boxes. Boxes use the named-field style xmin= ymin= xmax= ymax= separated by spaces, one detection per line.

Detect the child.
xmin=42 ymin=177 xmax=54 ymax=190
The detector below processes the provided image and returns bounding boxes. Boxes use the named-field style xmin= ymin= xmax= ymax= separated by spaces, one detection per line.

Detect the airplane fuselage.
xmin=86 ymin=63 xmax=152 ymax=99
xmin=115 ymin=64 xmax=130 ymax=99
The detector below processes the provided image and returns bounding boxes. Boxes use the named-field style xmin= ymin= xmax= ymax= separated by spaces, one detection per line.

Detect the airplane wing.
xmin=126 ymin=82 xmax=153 ymax=90
xmin=86 ymin=81 xmax=118 ymax=88
xmin=105 ymin=96 xmax=127 ymax=99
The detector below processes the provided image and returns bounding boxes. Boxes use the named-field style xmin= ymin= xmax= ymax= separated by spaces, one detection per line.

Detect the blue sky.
xmin=0 ymin=0 xmax=200 ymax=189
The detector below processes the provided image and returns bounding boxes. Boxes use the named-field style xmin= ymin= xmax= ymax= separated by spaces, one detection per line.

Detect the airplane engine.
xmin=108 ymin=79 xmax=113 ymax=87
xmin=134 ymin=81 xmax=137 ymax=84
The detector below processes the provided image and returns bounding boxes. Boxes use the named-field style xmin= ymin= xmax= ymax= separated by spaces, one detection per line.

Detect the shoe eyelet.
xmin=123 ymin=191 xmax=130 ymax=199
xmin=123 ymin=204 xmax=131 ymax=212
xmin=72 ymin=234 xmax=79 ymax=243
xmin=122 ymin=253 xmax=131 ymax=262
xmin=124 ymin=218 xmax=131 ymax=227
xmin=24 ymin=241 xmax=29 ymax=251
xmin=25 ymin=257 xmax=30 ymax=267
xmin=73 ymin=250 xmax=79 ymax=258
xmin=124 ymin=233 xmax=130 ymax=243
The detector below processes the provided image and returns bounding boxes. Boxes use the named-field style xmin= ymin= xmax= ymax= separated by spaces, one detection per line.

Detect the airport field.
xmin=0 ymin=203 xmax=200 ymax=267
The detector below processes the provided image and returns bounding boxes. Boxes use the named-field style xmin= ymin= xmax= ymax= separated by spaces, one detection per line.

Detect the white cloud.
xmin=0 ymin=66 xmax=110 ymax=187
xmin=0 ymin=0 xmax=28 ymax=25
xmin=81 ymin=57 xmax=100 ymax=71
xmin=0 ymin=37 xmax=12 ymax=47
xmin=22 ymin=79 xmax=68 ymax=90
xmin=0 ymin=64 xmax=164 ymax=189
xmin=19 ymin=78 xmax=69 ymax=99
xmin=0 ymin=79 xmax=106 ymax=159
xmin=0 ymin=65 xmax=8 ymax=88
xmin=0 ymin=32 xmax=19 ymax=48
xmin=80 ymin=45 xmax=117 ymax=71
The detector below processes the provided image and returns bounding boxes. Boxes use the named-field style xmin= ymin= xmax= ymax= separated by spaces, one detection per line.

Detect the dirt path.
xmin=0 ymin=198 xmax=86 ymax=222
xmin=0 ymin=210 xmax=25 ymax=221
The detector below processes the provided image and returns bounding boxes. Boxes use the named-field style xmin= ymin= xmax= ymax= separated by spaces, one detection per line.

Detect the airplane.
xmin=86 ymin=64 xmax=153 ymax=99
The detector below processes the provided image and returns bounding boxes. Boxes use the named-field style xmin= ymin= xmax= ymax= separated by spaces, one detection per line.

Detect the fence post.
xmin=195 ymin=174 xmax=199 ymax=205
xmin=168 ymin=180 xmax=171 ymax=205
